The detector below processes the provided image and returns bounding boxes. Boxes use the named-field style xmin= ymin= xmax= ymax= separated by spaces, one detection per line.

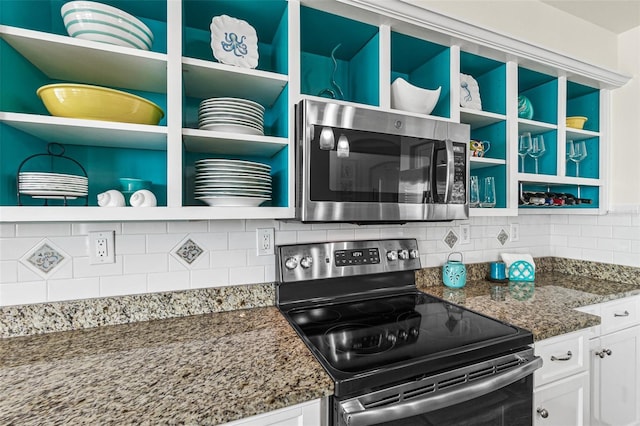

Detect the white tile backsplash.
xmin=1 ymin=213 xmax=638 ymax=306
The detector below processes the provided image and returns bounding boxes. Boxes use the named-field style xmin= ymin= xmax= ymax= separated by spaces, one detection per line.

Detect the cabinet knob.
xmin=550 ymin=351 xmax=572 ymax=361
xmin=537 ymin=408 xmax=549 ymax=418
xmin=595 ymin=348 xmax=612 ymax=358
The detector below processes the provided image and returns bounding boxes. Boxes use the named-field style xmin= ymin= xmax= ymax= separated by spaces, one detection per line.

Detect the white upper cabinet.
xmin=0 ymin=0 xmax=629 ymax=222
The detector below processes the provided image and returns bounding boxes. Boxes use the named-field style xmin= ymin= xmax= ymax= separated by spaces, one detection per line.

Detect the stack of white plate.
xmin=198 ymin=97 xmax=265 ymax=136
xmin=194 ymin=159 xmax=272 ymax=207
xmin=18 ymin=172 xmax=88 ymax=200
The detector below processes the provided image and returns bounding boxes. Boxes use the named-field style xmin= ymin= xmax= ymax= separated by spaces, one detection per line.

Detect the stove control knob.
xmin=398 ymin=249 xmax=409 ymax=260
xmin=386 ymin=250 xmax=398 ymax=261
xmin=300 ymin=256 xmax=313 ymax=269
xmin=409 ymin=327 xmax=419 ymax=338
xmin=398 ymin=329 xmax=408 ymax=340
xmin=409 ymin=249 xmax=419 ymax=259
xmin=284 ymin=257 xmax=298 ymax=270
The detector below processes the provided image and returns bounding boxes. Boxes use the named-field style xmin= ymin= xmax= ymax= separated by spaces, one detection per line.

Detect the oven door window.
xmin=309 ymin=125 xmax=437 ymax=204
xmin=371 ymin=376 xmax=532 ymax=426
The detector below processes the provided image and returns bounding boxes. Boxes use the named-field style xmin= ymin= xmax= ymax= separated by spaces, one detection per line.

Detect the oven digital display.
xmin=334 ymin=248 xmax=379 ymax=266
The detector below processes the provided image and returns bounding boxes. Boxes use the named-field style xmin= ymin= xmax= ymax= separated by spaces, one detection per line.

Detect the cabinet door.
xmin=591 ymin=325 xmax=640 ymax=426
xmin=534 ymin=371 xmax=589 ymax=426
xmin=220 ymin=398 xmax=323 ymax=426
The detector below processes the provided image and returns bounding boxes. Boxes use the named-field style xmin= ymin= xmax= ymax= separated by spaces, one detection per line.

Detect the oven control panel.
xmin=334 ymin=248 xmax=380 ymax=266
xmin=277 ymin=238 xmax=421 ymax=282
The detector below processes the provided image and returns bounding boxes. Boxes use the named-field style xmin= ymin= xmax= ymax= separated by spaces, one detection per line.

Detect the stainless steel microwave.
xmin=295 ymin=99 xmax=470 ymax=223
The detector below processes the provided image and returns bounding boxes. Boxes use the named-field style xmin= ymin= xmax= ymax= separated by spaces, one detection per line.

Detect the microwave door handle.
xmin=339 ymin=356 xmax=542 ymax=426
xmin=443 ymin=139 xmax=455 ymax=203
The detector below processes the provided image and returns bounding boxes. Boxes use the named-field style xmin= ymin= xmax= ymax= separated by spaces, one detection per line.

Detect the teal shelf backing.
xmin=182 ymin=84 xmax=288 ymax=138
xmin=518 ymin=67 xmax=558 ymax=125
xmin=1 ymin=40 xmax=50 ymax=114
xmin=1 ymin=0 xmax=168 ymax=54
xmin=391 ymin=32 xmax=450 ymax=118
xmin=521 ymin=184 xmax=599 ymax=209
xmin=183 ymin=0 xmax=288 ymax=74
xmin=1 ymin=125 xmax=168 ymax=207
xmin=470 ymin=165 xmax=507 ymax=209
xmin=300 ymin=6 xmax=379 ymax=106
xmin=460 ymin=51 xmax=506 ymax=115
xmin=567 ymin=81 xmax=600 ymax=132
xmin=183 ymin=147 xmax=288 ymax=208
xmin=565 ymin=137 xmax=599 ymax=179
xmin=521 ymin=130 xmax=557 ymax=176
xmin=471 ymin=120 xmax=506 ymax=160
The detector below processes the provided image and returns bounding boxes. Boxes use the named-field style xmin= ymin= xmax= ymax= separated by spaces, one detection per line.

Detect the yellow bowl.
xmin=566 ymin=116 xmax=588 ymax=129
xmin=37 ymin=83 xmax=164 ymax=125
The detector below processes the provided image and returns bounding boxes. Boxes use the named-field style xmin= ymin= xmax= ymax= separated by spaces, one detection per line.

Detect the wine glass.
xmin=518 ymin=132 xmax=532 ymax=172
xmin=566 ymin=140 xmax=575 ymax=162
xmin=528 ymin=135 xmax=546 ymax=174
xmin=569 ymin=140 xmax=587 ymax=177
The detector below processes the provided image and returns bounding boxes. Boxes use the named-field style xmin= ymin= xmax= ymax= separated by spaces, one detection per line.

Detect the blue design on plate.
xmin=518 ymin=95 xmax=534 ymax=119
xmin=222 ymin=32 xmax=248 ymax=57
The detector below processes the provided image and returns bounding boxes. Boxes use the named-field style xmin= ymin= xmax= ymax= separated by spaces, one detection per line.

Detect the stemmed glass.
xmin=528 ymin=135 xmax=546 ymax=174
xmin=518 ymin=132 xmax=532 ymax=172
xmin=569 ymin=140 xmax=587 ymax=177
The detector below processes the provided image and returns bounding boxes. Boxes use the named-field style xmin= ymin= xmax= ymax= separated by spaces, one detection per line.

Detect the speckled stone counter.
xmin=0 ymin=307 xmax=333 ymax=425
xmin=417 ymin=258 xmax=640 ymax=341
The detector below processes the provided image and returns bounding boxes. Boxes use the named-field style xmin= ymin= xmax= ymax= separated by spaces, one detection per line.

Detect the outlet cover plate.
xmin=89 ymin=230 xmax=115 ymax=264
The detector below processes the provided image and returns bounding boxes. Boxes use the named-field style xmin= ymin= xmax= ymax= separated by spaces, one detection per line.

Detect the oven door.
xmin=335 ymin=349 xmax=542 ymax=426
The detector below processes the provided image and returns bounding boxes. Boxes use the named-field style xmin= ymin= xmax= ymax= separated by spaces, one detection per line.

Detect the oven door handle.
xmin=339 ymin=356 xmax=542 ymax=426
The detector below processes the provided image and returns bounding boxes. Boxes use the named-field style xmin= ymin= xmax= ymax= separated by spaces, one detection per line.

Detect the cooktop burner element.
xmin=276 ymin=239 xmax=534 ymax=398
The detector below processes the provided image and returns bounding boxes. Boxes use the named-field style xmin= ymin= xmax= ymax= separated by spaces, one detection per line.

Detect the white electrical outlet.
xmin=256 ymin=228 xmax=274 ymax=256
xmin=89 ymin=231 xmax=115 ymax=264
xmin=459 ymin=224 xmax=471 ymax=244
xmin=510 ymin=223 xmax=520 ymax=242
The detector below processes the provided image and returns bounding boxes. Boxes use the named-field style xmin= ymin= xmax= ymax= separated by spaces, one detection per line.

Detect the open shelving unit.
xmin=0 ymin=0 xmax=628 ymax=222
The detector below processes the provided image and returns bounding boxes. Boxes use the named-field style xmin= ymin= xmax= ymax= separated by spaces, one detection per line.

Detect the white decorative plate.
xmin=460 ymin=73 xmax=482 ymax=111
xmin=210 ymin=15 xmax=259 ymax=69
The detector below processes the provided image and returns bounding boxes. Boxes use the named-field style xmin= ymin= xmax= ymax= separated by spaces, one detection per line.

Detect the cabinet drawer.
xmin=574 ymin=304 xmax=601 ymax=339
xmin=534 ymin=329 xmax=589 ymax=388
xmin=599 ymin=296 xmax=640 ymax=335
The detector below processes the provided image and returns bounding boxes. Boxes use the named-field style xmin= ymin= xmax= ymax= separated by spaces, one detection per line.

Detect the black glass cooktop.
xmin=283 ymin=290 xmax=533 ymax=397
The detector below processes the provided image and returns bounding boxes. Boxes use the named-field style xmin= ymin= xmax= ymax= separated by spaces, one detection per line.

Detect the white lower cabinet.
xmin=220 ymin=398 xmax=324 ymax=426
xmin=533 ymin=329 xmax=590 ymax=425
xmin=576 ymin=295 xmax=640 ymax=426
xmin=534 ymin=371 xmax=589 ymax=426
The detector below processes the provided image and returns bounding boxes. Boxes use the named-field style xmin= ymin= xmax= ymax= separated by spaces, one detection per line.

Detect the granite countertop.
xmin=0 ymin=307 xmax=333 ymax=425
xmin=419 ymin=272 xmax=640 ymax=341
xmin=2 ymin=263 xmax=639 ymax=425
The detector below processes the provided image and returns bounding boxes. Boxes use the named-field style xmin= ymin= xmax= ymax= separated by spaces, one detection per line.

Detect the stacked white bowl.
xmin=61 ymin=1 xmax=154 ymax=51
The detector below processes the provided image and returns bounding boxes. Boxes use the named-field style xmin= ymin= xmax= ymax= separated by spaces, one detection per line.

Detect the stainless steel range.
xmin=276 ymin=239 xmax=542 ymax=426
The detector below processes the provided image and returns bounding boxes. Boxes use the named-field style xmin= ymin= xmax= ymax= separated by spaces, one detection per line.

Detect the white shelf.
xmin=0 ymin=206 xmax=295 ymax=222
xmin=566 ymin=127 xmax=600 ymax=142
xmin=182 ymin=57 xmax=288 ymax=107
xmin=182 ymin=128 xmax=288 ymax=156
xmin=460 ymin=108 xmax=506 ymax=129
xmin=0 ymin=25 xmax=168 ymax=93
xmin=470 ymin=157 xmax=506 ymax=169
xmin=518 ymin=119 xmax=558 ymax=134
xmin=0 ymin=112 xmax=167 ymax=150
xmin=518 ymin=173 xmax=601 ymax=186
